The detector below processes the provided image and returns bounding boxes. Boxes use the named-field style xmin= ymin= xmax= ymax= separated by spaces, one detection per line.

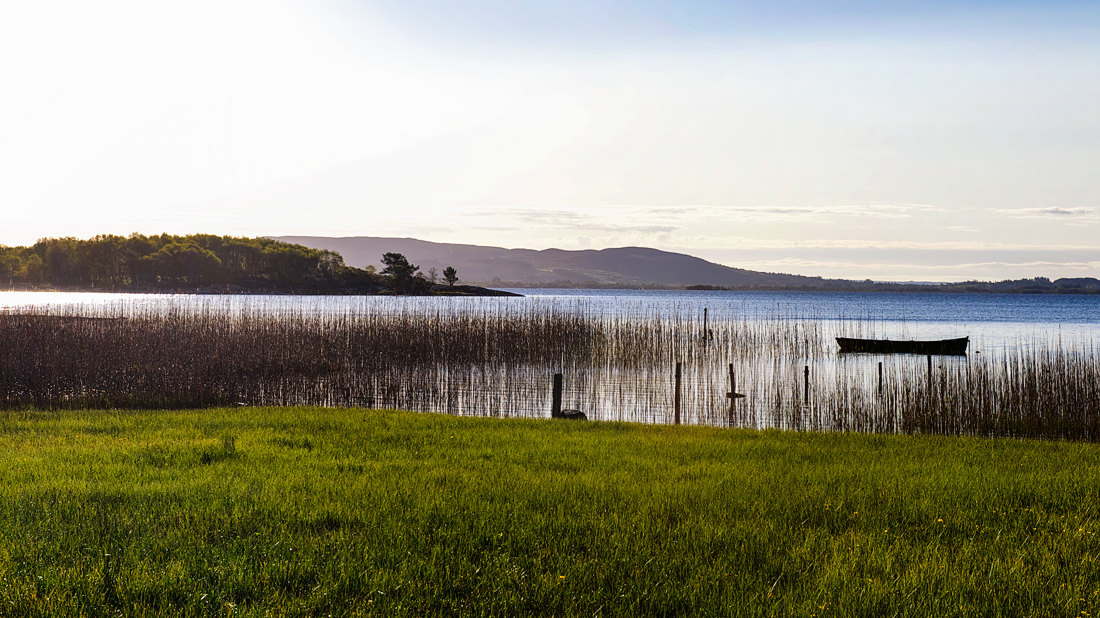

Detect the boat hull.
xmin=836 ymin=336 xmax=969 ymax=355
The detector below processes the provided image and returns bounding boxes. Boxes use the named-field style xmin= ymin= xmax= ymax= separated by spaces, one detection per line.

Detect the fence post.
xmin=674 ymin=362 xmax=682 ymax=425
xmin=552 ymin=373 xmax=563 ymax=418
xmin=804 ymin=365 xmax=810 ymax=405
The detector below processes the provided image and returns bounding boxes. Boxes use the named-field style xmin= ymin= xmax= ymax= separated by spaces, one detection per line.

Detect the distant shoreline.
xmin=476 ymin=282 xmax=1100 ymax=295
xmin=0 ymin=283 xmax=521 ymax=297
xmin=7 ymin=281 xmax=1099 ymax=296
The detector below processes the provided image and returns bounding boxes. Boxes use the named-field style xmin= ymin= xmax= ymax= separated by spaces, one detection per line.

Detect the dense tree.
xmin=85 ymin=234 xmax=126 ymax=287
xmin=380 ymin=252 xmax=424 ymax=294
xmin=143 ymin=242 xmax=223 ymax=285
xmin=0 ymin=234 xmax=384 ymax=293
xmin=124 ymin=233 xmax=159 ymax=287
xmin=35 ymin=237 xmax=84 ymax=287
xmin=21 ymin=254 xmax=44 ymax=284
xmin=443 ymin=266 xmax=458 ymax=287
xmin=0 ymin=250 xmax=21 ymax=285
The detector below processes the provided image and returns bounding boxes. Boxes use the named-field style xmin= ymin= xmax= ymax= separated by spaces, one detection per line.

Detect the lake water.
xmin=2 ymin=288 xmax=1097 ymax=352
xmin=2 ymin=289 xmax=1098 ymax=429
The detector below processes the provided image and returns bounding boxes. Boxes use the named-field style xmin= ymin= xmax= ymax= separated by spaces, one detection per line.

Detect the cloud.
xmin=466 ymin=208 xmax=679 ymax=235
xmin=744 ymin=257 xmax=1100 ymax=272
xmin=637 ymin=206 xmax=705 ymax=217
xmin=994 ymin=207 xmax=1095 ymax=218
xmin=674 ymin=234 xmax=1100 ymax=252
xmin=586 ymin=224 xmax=680 ymax=234
xmin=724 ymin=255 xmax=1100 ymax=282
xmin=470 ymin=204 xmax=943 ymax=227
xmin=468 ymin=209 xmax=574 ymax=224
xmin=701 ymin=204 xmax=943 ymax=221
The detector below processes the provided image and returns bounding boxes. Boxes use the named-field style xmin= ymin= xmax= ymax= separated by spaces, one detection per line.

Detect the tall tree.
xmin=0 ymin=250 xmax=21 ymax=285
xmin=143 ymin=242 xmax=223 ymax=285
xmin=381 ymin=252 xmax=421 ymax=294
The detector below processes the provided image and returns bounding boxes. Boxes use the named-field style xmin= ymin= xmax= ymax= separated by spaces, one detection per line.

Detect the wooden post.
xmin=804 ymin=365 xmax=810 ymax=405
xmin=552 ymin=373 xmax=563 ymax=418
xmin=726 ymin=364 xmax=746 ymax=426
xmin=878 ymin=361 xmax=883 ymax=396
xmin=927 ymin=355 xmax=932 ymax=384
xmin=674 ymin=362 xmax=682 ymax=425
xmin=702 ymin=308 xmax=708 ymax=345
xmin=728 ymin=363 xmax=736 ymax=426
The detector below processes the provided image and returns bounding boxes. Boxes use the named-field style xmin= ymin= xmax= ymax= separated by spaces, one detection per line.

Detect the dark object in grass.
xmin=836 ymin=336 xmax=969 ymax=355
xmin=554 ymin=409 xmax=588 ymax=421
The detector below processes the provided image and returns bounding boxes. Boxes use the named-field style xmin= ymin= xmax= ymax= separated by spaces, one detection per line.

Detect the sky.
xmin=2 ymin=0 xmax=1099 ymax=282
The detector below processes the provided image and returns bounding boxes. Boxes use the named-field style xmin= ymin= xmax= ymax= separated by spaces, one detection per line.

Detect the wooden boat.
xmin=836 ymin=336 xmax=969 ymax=355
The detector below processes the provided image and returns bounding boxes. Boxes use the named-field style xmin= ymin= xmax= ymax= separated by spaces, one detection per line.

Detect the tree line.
xmin=0 ymin=234 xmax=462 ymax=294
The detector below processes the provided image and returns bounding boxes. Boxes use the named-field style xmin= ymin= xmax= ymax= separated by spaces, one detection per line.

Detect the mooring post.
xmin=804 ymin=365 xmax=810 ymax=405
xmin=552 ymin=373 xmax=563 ymax=418
xmin=674 ymin=362 xmax=682 ymax=425
xmin=878 ymin=361 xmax=883 ymax=397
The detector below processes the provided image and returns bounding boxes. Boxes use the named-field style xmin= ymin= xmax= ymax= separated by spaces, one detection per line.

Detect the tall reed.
xmin=1 ymin=305 xmax=1097 ymax=441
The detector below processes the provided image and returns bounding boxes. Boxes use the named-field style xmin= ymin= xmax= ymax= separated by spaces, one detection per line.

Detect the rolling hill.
xmin=273 ymin=236 xmax=832 ymax=288
xmin=272 ymin=236 xmax=1100 ymax=293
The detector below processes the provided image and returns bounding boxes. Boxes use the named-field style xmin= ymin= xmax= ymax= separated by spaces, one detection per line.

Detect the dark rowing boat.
xmin=836 ymin=336 xmax=969 ymax=355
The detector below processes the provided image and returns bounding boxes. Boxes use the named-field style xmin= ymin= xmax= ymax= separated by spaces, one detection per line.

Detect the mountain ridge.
xmin=273 ymin=235 xmax=1100 ymax=294
xmin=273 ymin=236 xmax=829 ymax=288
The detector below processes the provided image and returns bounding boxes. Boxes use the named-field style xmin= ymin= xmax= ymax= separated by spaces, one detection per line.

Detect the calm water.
xmin=2 ymin=289 xmax=1098 ymax=427
xmin=520 ymin=289 xmax=1100 ymax=352
xmin=2 ymin=288 xmax=1097 ymax=352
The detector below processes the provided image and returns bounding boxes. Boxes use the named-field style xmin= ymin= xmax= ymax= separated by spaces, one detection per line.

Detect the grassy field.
xmin=1 ymin=408 xmax=1099 ymax=616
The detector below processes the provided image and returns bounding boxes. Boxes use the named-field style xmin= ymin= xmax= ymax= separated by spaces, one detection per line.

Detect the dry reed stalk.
xmin=0 ymin=306 xmax=1097 ymax=441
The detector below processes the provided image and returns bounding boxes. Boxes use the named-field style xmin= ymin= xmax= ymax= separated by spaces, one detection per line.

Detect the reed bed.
xmin=1 ymin=304 xmax=1097 ymax=440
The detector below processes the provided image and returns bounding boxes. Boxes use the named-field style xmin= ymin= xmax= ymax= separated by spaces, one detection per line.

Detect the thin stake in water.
xmin=674 ymin=362 xmax=682 ymax=425
xmin=804 ymin=365 xmax=810 ymax=405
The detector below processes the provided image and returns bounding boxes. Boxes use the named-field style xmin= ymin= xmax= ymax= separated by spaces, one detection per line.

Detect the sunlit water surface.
xmin=3 ymin=289 xmax=1098 ymax=427
xmin=3 ymin=289 xmax=1097 ymax=352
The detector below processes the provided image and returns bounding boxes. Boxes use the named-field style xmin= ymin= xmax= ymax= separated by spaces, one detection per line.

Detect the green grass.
xmin=1 ymin=407 xmax=1099 ymax=616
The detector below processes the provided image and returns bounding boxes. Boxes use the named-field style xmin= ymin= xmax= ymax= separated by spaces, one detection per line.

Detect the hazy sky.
xmin=2 ymin=1 xmax=1099 ymax=281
